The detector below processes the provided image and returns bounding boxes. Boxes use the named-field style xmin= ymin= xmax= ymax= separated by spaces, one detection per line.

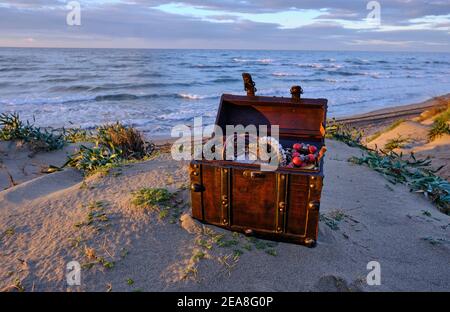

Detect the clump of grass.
xmin=0 ymin=227 xmax=15 ymax=240
xmin=132 ymin=188 xmax=172 ymax=208
xmin=0 ymin=113 xmax=156 ymax=174
xmin=367 ymin=119 xmax=405 ymax=143
xmin=74 ymin=201 xmax=109 ymax=231
xmin=350 ymin=150 xmax=449 ymax=213
xmin=65 ymin=143 xmax=121 ymax=174
xmin=383 ymin=136 xmax=410 ymax=152
xmin=428 ymin=118 xmax=450 ymax=142
xmin=326 ymin=119 xmax=366 ymax=149
xmin=97 ymin=122 xmax=154 ymax=159
xmin=0 ymin=113 xmax=65 ymax=151
xmin=10 ymin=278 xmax=25 ymax=292
xmin=196 ymin=238 xmax=213 ymax=250
xmin=81 ymin=246 xmax=115 ymax=270
xmin=63 ymin=126 xmax=95 ymax=143
xmin=320 ymin=210 xmax=346 ymax=230
xmin=65 ymin=122 xmax=154 ymax=174
xmin=191 ymin=250 xmax=206 ymax=262
xmin=421 ymin=237 xmax=447 ymax=246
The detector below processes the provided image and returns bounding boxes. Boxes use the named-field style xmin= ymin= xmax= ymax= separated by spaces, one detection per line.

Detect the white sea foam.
xmin=272 ymin=72 xmax=298 ymax=77
xmin=232 ymin=58 xmax=274 ymax=64
xmin=177 ymin=93 xmax=218 ymax=100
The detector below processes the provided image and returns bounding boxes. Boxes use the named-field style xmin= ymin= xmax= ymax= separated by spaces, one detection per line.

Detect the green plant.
xmin=0 ymin=113 xmax=65 ymax=151
xmin=326 ymin=119 xmax=366 ymax=149
xmin=74 ymin=201 xmax=109 ymax=230
xmin=428 ymin=118 xmax=450 ymax=141
xmin=191 ymin=251 xmax=206 ymax=262
xmin=131 ymin=188 xmax=172 ymax=208
xmin=383 ymin=136 xmax=410 ymax=152
xmin=421 ymin=237 xmax=447 ymax=246
xmin=320 ymin=210 xmax=346 ymax=230
xmin=265 ymin=249 xmax=277 ymax=256
xmin=12 ymin=278 xmax=25 ymax=292
xmin=60 ymin=122 xmax=154 ymax=174
xmin=65 ymin=143 xmax=121 ymax=174
xmin=63 ymin=126 xmax=95 ymax=143
xmin=97 ymin=123 xmax=154 ymax=159
xmin=232 ymin=249 xmax=243 ymax=260
xmin=350 ymin=151 xmax=449 ymax=213
xmin=0 ymin=227 xmax=15 ymax=240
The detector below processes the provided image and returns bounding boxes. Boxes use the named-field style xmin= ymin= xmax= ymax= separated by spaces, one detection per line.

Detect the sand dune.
xmin=367 ymin=117 xmax=450 ymax=180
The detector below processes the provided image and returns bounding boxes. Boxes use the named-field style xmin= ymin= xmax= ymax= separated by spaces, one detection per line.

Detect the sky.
xmin=0 ymin=0 xmax=449 ymax=51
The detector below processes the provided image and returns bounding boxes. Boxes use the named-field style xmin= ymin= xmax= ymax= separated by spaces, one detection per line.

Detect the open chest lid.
xmin=215 ymin=74 xmax=328 ymax=140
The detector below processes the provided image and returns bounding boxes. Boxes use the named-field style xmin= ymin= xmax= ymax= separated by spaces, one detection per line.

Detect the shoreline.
xmin=336 ymin=94 xmax=450 ymax=123
xmin=151 ymin=93 xmax=450 ymax=145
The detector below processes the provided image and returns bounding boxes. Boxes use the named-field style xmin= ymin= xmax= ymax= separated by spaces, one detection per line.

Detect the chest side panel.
xmin=231 ymin=169 xmax=277 ymax=231
xmin=201 ymin=165 xmax=222 ymax=225
xmin=286 ymin=175 xmax=309 ymax=236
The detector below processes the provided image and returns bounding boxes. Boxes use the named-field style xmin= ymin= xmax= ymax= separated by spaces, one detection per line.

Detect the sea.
xmin=0 ymin=48 xmax=449 ymax=137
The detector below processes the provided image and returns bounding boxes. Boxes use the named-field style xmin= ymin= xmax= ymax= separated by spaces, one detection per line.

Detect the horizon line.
xmin=0 ymin=46 xmax=448 ymax=54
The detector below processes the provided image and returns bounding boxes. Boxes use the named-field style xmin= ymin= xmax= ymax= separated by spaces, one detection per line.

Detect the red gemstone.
xmin=292 ymin=156 xmax=303 ymax=167
xmin=309 ymin=145 xmax=318 ymax=154
xmin=293 ymin=143 xmax=302 ymax=151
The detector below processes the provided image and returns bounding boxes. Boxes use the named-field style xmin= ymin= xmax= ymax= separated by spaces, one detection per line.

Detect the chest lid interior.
xmin=215 ymin=73 xmax=327 ymax=140
xmin=215 ymin=94 xmax=328 ymax=140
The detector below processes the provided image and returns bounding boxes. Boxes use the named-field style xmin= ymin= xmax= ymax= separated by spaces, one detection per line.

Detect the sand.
xmin=1 ymin=142 xmax=449 ymax=292
xmin=0 ymin=97 xmax=449 ymax=292
xmin=366 ymin=116 xmax=450 ymax=181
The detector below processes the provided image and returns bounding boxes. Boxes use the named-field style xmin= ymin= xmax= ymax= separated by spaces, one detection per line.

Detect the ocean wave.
xmin=94 ymin=93 xmax=190 ymax=101
xmin=42 ymin=78 xmax=79 ymax=83
xmin=272 ymin=72 xmax=299 ymax=77
xmin=0 ymin=67 xmax=34 ymax=72
xmin=296 ymin=63 xmax=324 ymax=69
xmin=94 ymin=94 xmax=139 ymax=101
xmin=132 ymin=72 xmax=164 ymax=78
xmin=232 ymin=58 xmax=274 ymax=64
xmin=189 ymin=64 xmax=238 ymax=69
xmin=0 ymin=91 xmax=219 ymax=105
xmin=321 ymin=69 xmax=382 ymax=78
xmin=177 ymin=93 xmax=218 ymax=100
xmin=211 ymin=77 xmax=241 ymax=83
xmin=345 ymin=59 xmax=370 ymax=65
xmin=0 ymin=95 xmax=94 ymax=106
xmin=48 ymin=85 xmax=93 ymax=92
xmin=90 ymin=82 xmax=200 ymax=92
xmin=425 ymin=60 xmax=450 ymax=65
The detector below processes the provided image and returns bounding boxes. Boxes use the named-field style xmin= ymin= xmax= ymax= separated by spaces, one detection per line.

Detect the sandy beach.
xmin=1 ymin=95 xmax=449 ymax=292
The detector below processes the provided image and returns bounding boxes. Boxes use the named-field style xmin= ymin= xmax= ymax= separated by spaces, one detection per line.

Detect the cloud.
xmin=0 ymin=0 xmax=448 ymax=51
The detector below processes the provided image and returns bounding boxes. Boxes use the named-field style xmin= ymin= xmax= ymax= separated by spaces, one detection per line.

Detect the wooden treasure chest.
xmin=189 ymin=73 xmax=328 ymax=247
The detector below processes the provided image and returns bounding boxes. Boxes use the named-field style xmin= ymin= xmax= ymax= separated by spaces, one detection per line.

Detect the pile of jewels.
xmin=233 ymin=140 xmax=325 ymax=170
xmin=281 ymin=143 xmax=323 ymax=169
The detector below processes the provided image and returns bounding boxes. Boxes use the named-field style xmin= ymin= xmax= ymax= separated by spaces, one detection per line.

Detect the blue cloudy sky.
xmin=0 ymin=0 xmax=449 ymax=51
